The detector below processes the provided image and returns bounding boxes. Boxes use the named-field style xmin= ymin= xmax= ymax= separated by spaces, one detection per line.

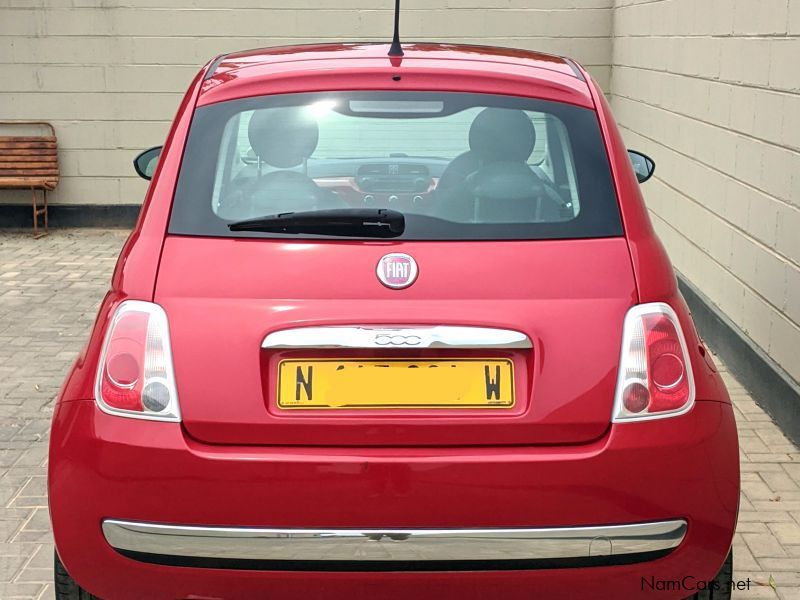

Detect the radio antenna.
xmin=388 ymin=0 xmax=404 ymax=57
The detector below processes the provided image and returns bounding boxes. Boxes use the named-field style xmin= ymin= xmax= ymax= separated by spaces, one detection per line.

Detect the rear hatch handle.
xmin=262 ymin=326 xmax=532 ymax=349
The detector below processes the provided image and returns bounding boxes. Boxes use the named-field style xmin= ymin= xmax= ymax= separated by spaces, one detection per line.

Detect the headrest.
xmin=248 ymin=107 xmax=319 ymax=168
xmin=468 ymin=108 xmax=536 ymax=163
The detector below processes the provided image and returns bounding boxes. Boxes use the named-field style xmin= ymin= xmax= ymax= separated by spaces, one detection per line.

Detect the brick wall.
xmin=609 ymin=0 xmax=800 ymax=383
xmin=1 ymin=1 xmax=797 ymax=385
xmin=0 ymin=0 xmax=613 ymax=207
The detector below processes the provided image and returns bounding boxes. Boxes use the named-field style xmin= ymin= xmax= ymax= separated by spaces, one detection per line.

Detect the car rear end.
xmin=49 ymin=46 xmax=739 ymax=599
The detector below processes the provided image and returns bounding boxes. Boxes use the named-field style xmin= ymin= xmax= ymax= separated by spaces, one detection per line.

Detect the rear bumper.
xmin=49 ymin=399 xmax=739 ymax=600
xmin=102 ymin=519 xmax=687 ymax=570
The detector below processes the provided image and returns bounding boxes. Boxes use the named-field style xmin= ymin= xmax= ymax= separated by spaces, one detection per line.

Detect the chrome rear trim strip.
xmin=103 ymin=519 xmax=686 ymax=566
xmin=261 ymin=326 xmax=532 ymax=350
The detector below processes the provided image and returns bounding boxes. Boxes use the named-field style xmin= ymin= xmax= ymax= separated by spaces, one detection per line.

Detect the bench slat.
xmin=0 ymin=164 xmax=59 ymax=170
xmin=0 ymin=142 xmax=58 ymax=150
xmin=0 ymin=169 xmax=59 ymax=176
xmin=1 ymin=148 xmax=58 ymax=155
xmin=0 ymin=136 xmax=56 ymax=142
xmin=0 ymin=154 xmax=58 ymax=161
xmin=0 ymin=153 xmax=57 ymax=160
xmin=0 ymin=177 xmax=58 ymax=188
xmin=0 ymin=136 xmax=57 ymax=143
xmin=0 ymin=156 xmax=58 ymax=164
xmin=0 ymin=139 xmax=56 ymax=145
xmin=0 ymin=165 xmax=59 ymax=172
xmin=0 ymin=163 xmax=59 ymax=170
xmin=0 ymin=142 xmax=57 ymax=150
xmin=0 ymin=148 xmax=57 ymax=156
xmin=0 ymin=135 xmax=56 ymax=139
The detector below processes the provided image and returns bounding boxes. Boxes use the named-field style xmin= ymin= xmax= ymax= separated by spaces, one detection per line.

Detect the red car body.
xmin=49 ymin=43 xmax=739 ymax=599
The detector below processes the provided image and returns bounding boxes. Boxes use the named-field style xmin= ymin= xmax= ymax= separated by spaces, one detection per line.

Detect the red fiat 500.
xmin=49 ymin=42 xmax=739 ymax=600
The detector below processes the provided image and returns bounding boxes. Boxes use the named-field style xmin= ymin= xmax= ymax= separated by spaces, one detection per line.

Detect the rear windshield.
xmin=170 ymin=92 xmax=622 ymax=240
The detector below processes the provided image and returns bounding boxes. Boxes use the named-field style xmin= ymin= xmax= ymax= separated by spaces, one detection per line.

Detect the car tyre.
xmin=55 ymin=551 xmax=97 ymax=600
xmin=691 ymin=549 xmax=733 ymax=600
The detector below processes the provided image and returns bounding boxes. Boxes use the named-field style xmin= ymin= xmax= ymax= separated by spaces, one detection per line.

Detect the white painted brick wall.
xmin=0 ymin=1 xmax=613 ymax=208
xmin=0 ymin=0 xmax=797 ymax=385
xmin=610 ymin=0 xmax=800 ymax=383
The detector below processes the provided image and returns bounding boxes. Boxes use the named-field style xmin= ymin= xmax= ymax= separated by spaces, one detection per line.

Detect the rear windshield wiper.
xmin=227 ymin=208 xmax=405 ymax=238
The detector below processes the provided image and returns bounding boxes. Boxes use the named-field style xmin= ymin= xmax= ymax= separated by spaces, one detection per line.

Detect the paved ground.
xmin=0 ymin=228 xmax=798 ymax=600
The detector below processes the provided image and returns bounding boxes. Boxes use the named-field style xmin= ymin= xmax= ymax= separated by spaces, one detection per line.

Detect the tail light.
xmin=94 ymin=301 xmax=181 ymax=422
xmin=613 ymin=303 xmax=695 ymax=422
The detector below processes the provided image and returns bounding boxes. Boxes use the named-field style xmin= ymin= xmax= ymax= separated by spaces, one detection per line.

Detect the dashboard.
xmin=308 ymin=157 xmax=446 ymax=211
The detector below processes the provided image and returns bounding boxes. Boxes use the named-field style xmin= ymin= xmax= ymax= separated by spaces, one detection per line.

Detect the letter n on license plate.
xmin=277 ymin=359 xmax=515 ymax=409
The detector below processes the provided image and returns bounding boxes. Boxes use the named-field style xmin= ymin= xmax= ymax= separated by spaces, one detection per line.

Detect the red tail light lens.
xmin=613 ymin=303 xmax=695 ymax=422
xmin=95 ymin=301 xmax=181 ymax=421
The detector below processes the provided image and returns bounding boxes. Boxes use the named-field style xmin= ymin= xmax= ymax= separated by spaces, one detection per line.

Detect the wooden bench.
xmin=0 ymin=121 xmax=60 ymax=237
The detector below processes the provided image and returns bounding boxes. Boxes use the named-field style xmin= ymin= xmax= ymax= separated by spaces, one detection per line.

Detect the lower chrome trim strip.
xmin=103 ymin=519 xmax=686 ymax=570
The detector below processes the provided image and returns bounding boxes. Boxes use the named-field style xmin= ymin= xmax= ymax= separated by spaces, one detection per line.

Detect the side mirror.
xmin=133 ymin=146 xmax=162 ymax=181
xmin=628 ymin=150 xmax=655 ymax=184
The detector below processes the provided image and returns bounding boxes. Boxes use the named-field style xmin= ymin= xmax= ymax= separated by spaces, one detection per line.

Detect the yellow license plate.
xmin=277 ymin=359 xmax=514 ymax=409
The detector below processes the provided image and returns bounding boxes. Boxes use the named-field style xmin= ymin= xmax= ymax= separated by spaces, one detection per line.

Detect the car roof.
xmin=198 ymin=43 xmax=594 ymax=108
xmin=215 ymin=43 xmax=582 ymax=79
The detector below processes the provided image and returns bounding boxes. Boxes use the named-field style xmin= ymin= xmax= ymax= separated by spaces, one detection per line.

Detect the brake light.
xmin=613 ymin=303 xmax=695 ymax=421
xmin=95 ymin=301 xmax=181 ymax=421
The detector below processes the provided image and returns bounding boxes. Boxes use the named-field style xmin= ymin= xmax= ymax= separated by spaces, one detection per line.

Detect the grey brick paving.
xmin=0 ymin=229 xmax=128 ymax=600
xmin=0 ymin=228 xmax=798 ymax=599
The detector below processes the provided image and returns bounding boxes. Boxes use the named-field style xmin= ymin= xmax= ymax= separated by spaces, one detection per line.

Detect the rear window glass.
xmin=170 ymin=92 xmax=622 ymax=240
